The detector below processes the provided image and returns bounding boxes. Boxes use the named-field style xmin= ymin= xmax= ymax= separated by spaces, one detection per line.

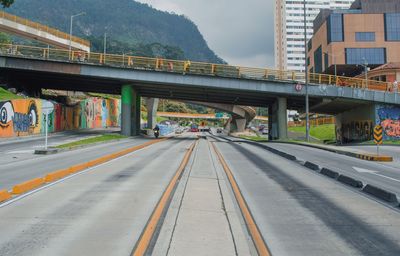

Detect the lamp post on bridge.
xmin=303 ymin=0 xmax=310 ymax=142
xmin=69 ymin=12 xmax=86 ymax=58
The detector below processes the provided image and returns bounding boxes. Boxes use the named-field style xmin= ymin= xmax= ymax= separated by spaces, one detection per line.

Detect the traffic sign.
xmin=295 ymin=83 xmax=303 ymax=92
xmin=374 ymin=125 xmax=383 ymax=145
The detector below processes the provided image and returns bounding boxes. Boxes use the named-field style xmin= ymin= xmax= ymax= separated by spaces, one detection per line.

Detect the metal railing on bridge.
xmin=0 ymin=43 xmax=395 ymax=93
xmin=0 ymin=11 xmax=90 ymax=48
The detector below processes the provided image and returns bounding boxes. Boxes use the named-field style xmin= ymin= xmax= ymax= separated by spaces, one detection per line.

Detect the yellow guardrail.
xmin=0 ymin=43 xmax=394 ymax=93
xmin=0 ymin=11 xmax=90 ymax=47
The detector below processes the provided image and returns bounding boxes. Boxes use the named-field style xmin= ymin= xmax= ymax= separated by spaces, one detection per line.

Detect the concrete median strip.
xmin=362 ymin=184 xmax=398 ymax=203
xmin=337 ymin=175 xmax=363 ymax=188
xmin=1 ymin=138 xmax=167 ymax=203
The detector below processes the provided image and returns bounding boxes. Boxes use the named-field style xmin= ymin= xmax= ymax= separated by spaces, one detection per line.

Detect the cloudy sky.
xmin=136 ymin=0 xmax=274 ymax=68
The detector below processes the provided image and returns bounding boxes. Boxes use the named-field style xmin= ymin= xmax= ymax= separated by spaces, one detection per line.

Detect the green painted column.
xmin=131 ymin=90 xmax=141 ymax=136
xmin=121 ymin=85 xmax=133 ymax=136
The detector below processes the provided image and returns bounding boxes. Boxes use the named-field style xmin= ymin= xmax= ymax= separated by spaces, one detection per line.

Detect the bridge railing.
xmin=0 ymin=11 xmax=90 ymax=48
xmin=0 ymin=43 xmax=394 ymax=93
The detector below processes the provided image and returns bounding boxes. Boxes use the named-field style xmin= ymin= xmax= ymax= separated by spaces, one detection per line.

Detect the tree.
xmin=1 ymin=0 xmax=14 ymax=8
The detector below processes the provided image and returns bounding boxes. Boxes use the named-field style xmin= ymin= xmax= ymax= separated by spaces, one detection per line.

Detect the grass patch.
xmin=239 ymin=135 xmax=268 ymax=142
xmin=0 ymin=87 xmax=23 ymax=101
xmin=56 ymin=134 xmax=127 ymax=149
xmin=288 ymin=124 xmax=335 ymax=141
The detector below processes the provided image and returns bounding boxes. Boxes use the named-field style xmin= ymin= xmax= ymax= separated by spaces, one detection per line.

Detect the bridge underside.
xmin=1 ymin=68 xmax=321 ymax=110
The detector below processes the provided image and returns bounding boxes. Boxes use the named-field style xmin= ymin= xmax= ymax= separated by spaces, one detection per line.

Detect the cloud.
xmin=136 ymin=0 xmax=274 ymax=68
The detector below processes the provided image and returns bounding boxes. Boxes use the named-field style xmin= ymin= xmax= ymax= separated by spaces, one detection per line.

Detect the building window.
xmin=385 ymin=13 xmax=400 ymax=41
xmin=327 ymin=13 xmax=344 ymax=43
xmin=324 ymin=53 xmax=329 ymax=72
xmin=307 ymin=40 xmax=312 ymax=52
xmin=307 ymin=57 xmax=310 ymax=66
xmin=314 ymin=46 xmax=323 ymax=73
xmin=355 ymin=32 xmax=375 ymax=42
xmin=345 ymin=48 xmax=386 ymax=65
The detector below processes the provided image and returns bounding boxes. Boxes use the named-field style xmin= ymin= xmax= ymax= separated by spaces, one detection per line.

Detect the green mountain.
xmin=7 ymin=0 xmax=225 ymax=63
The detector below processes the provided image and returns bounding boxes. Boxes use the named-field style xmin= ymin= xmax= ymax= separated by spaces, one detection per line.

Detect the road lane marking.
xmin=353 ymin=167 xmax=400 ymax=183
xmin=0 ymin=142 xmax=158 ymax=208
xmin=211 ymin=142 xmax=271 ymax=256
xmin=0 ymin=138 xmax=167 ymax=204
xmin=131 ymin=140 xmax=197 ymax=256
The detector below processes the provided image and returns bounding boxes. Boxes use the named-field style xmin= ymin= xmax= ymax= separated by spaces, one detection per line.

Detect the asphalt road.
xmin=214 ymin=140 xmax=400 ymax=256
xmin=0 ymin=137 xmax=196 ymax=256
xmin=1 ymin=131 xmax=399 ymax=255
xmin=0 ymin=128 xmax=120 ymax=165
xmin=262 ymin=142 xmax=400 ymax=196
xmin=0 ymin=136 xmax=152 ymax=190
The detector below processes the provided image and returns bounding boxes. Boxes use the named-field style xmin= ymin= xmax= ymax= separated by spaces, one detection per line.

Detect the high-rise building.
xmin=274 ymin=0 xmax=354 ymax=72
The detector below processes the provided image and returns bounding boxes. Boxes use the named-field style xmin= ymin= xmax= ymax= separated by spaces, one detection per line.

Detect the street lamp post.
xmin=361 ymin=58 xmax=369 ymax=88
xmin=69 ymin=12 xmax=86 ymax=57
xmin=104 ymin=32 xmax=107 ymax=56
xmin=303 ymin=0 xmax=310 ymax=142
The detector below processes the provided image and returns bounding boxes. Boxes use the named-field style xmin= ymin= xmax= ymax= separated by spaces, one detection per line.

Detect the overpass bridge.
xmin=0 ymin=11 xmax=90 ymax=52
xmin=0 ymin=44 xmax=398 ymax=140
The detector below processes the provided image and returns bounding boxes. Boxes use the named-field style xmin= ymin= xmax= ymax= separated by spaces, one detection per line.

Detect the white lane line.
xmin=353 ymin=167 xmax=400 ymax=183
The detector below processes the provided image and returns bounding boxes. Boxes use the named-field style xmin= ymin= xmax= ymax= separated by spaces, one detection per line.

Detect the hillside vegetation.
xmin=7 ymin=0 xmax=224 ymax=63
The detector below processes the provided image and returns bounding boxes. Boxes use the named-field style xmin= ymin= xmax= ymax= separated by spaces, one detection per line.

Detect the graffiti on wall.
xmin=0 ymin=98 xmax=122 ymax=138
xmin=376 ymin=105 xmax=400 ymax=140
xmin=336 ymin=120 xmax=373 ymax=143
xmin=0 ymin=99 xmax=41 ymax=136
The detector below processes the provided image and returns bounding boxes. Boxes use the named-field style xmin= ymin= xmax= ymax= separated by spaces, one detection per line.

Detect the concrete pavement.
xmin=215 ymin=141 xmax=400 ymax=255
xmin=0 ymin=128 xmax=121 ymax=165
xmin=263 ymin=142 xmax=400 ymax=196
xmin=0 ymin=137 xmax=195 ymax=256
xmin=0 ymin=136 xmax=152 ymax=190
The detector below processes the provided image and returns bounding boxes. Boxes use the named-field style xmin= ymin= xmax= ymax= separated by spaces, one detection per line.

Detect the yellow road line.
xmin=132 ymin=140 xmax=197 ymax=256
xmin=211 ymin=142 xmax=271 ymax=256
xmin=2 ymin=138 xmax=167 ymax=202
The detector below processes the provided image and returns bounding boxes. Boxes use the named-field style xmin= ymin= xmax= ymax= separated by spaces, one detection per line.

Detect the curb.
xmin=320 ymin=168 xmax=339 ymax=179
xmin=304 ymin=161 xmax=320 ymax=171
xmin=337 ymin=175 xmax=363 ymax=188
xmin=362 ymin=184 xmax=398 ymax=203
xmin=0 ymin=138 xmax=167 ymax=204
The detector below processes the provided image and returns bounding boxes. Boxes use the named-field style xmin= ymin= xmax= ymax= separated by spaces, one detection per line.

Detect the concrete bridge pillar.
xmin=145 ymin=98 xmax=159 ymax=129
xmin=235 ymin=118 xmax=246 ymax=133
xmin=121 ymin=85 xmax=141 ymax=136
xmin=269 ymin=97 xmax=287 ymax=140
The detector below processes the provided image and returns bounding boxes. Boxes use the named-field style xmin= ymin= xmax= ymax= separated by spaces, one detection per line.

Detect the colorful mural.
xmin=0 ymin=98 xmax=121 ymax=138
xmin=336 ymin=120 xmax=374 ymax=143
xmin=376 ymin=105 xmax=400 ymax=140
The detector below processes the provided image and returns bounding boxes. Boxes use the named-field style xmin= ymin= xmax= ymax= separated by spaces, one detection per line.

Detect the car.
xmin=217 ymin=128 xmax=223 ymax=133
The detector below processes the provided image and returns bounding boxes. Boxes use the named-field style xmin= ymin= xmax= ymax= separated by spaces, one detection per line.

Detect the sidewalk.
xmin=153 ymin=138 xmax=254 ymax=256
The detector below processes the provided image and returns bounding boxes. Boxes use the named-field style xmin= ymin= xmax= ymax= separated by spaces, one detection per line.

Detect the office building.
xmin=274 ymin=0 xmax=353 ymax=72
xmin=307 ymin=0 xmax=400 ymax=77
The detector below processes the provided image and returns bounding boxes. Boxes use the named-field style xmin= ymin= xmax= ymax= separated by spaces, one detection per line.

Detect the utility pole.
xmin=69 ymin=12 xmax=86 ymax=58
xmin=303 ymin=0 xmax=310 ymax=142
xmin=103 ymin=32 xmax=107 ymax=56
